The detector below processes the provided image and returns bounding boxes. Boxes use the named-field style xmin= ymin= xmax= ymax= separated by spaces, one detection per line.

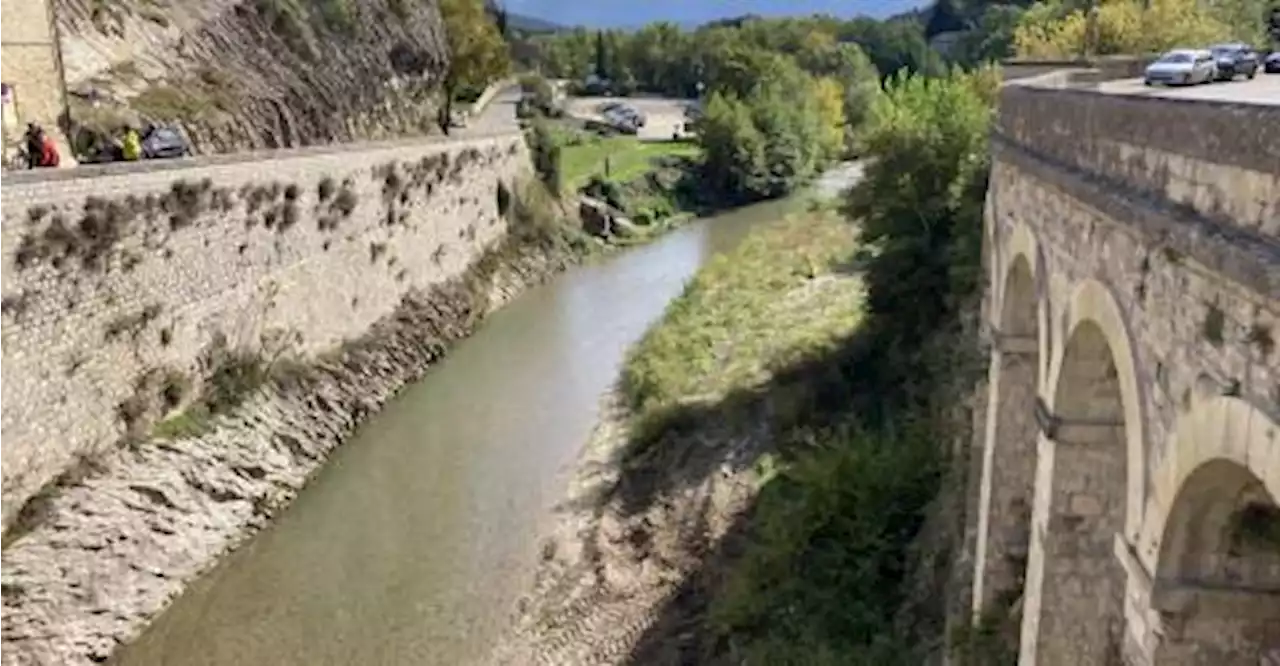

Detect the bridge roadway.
xmin=2 ymin=87 xmax=525 ymax=187
xmin=1097 ymin=73 xmax=1280 ymax=105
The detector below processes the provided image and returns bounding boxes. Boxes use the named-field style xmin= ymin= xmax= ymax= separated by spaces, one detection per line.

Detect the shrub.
xmin=526 ymin=119 xmax=563 ymax=195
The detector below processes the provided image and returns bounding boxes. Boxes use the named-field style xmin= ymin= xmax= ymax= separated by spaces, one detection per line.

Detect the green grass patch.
xmin=620 ymin=211 xmax=862 ymax=443
xmin=610 ymin=208 xmax=968 ymax=665
xmin=560 ymin=135 xmax=701 ymax=194
xmin=152 ymin=408 xmax=213 ymax=440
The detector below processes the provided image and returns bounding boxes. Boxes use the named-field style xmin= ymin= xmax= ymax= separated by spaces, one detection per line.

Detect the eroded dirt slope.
xmin=56 ymin=0 xmax=450 ymax=154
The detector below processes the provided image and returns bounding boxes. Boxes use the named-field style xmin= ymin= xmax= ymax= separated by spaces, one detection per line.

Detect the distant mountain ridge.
xmin=504 ymin=0 xmax=928 ymax=30
xmin=507 ymin=11 xmax=567 ymax=33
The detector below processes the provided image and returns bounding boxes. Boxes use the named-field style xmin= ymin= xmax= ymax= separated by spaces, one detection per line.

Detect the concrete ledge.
xmin=997 ymin=82 xmax=1280 ymax=177
xmin=1115 ymin=532 xmax=1153 ymax=596
xmin=3 ymin=129 xmax=522 ymax=188
xmin=1002 ymin=55 xmax=1158 ymax=81
xmin=467 ymin=77 xmax=518 ymax=117
xmin=992 ymin=135 xmax=1280 ymax=301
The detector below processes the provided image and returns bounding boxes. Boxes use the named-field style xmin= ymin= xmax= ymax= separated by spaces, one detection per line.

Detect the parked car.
xmin=1264 ymin=51 xmax=1280 ymax=74
xmin=603 ymin=111 xmax=639 ymax=135
xmin=602 ymin=104 xmax=645 ymax=131
xmin=1143 ymin=49 xmax=1216 ymax=86
xmin=1209 ymin=43 xmax=1259 ymax=80
xmin=141 ymin=126 xmax=192 ymax=159
xmin=616 ymin=108 xmax=647 ymax=128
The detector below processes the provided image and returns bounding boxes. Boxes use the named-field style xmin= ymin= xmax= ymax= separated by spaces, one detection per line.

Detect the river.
xmin=110 ymin=195 xmax=820 ymax=666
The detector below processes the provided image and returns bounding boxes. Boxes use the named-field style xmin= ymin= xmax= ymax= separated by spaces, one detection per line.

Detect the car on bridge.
xmin=1264 ymin=50 xmax=1280 ymax=74
xmin=1208 ymin=43 xmax=1260 ymax=81
xmin=1143 ymin=49 xmax=1217 ymax=86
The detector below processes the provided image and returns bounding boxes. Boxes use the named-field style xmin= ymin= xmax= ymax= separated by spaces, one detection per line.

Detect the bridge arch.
xmin=1001 ymin=223 xmax=1049 ymax=389
xmin=1140 ymin=397 xmax=1280 ymax=665
xmin=1045 ymin=279 xmax=1147 ymax=539
xmin=973 ymin=224 xmax=1043 ymax=620
xmin=1019 ymin=278 xmax=1145 ymax=665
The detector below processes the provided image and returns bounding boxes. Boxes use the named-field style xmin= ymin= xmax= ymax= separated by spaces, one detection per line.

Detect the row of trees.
xmin=697 ymin=56 xmax=850 ymax=203
xmin=1012 ymin=0 xmax=1274 ymax=58
xmin=522 ymin=15 xmax=948 ymax=94
xmin=519 ymin=17 xmax=893 ymax=203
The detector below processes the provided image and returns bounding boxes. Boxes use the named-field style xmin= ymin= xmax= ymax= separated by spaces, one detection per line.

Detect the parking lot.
xmin=564 ymin=96 xmax=694 ymax=141
xmin=1098 ymin=73 xmax=1280 ymax=105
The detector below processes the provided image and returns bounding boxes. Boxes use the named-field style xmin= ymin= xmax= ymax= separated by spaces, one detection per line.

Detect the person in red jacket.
xmin=37 ymin=130 xmax=60 ymax=168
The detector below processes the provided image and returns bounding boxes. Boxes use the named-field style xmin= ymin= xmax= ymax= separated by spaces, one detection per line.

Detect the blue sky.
xmin=507 ymin=0 xmax=929 ymax=29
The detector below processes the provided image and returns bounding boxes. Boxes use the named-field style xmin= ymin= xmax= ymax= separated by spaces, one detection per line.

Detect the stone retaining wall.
xmin=0 ymin=132 xmax=527 ymax=528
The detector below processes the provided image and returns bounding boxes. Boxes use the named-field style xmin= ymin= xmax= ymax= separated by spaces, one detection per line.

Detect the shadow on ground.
xmin=570 ymin=261 xmax=967 ymax=665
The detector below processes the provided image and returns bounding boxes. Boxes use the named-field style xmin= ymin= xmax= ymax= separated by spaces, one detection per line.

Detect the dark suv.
xmin=1210 ymin=43 xmax=1259 ymax=80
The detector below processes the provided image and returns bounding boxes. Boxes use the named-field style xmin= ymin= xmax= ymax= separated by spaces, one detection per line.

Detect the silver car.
xmin=1144 ymin=49 xmax=1216 ymax=86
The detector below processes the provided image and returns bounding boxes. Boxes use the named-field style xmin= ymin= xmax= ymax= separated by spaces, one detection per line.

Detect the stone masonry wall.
xmin=0 ymin=132 xmax=528 ymax=528
xmin=974 ymin=75 xmax=1280 ymax=665
xmin=998 ymin=84 xmax=1280 ymax=245
xmin=0 ymin=0 xmax=67 ymax=146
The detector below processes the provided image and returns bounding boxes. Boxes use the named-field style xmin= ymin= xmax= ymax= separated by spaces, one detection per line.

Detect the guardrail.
xmin=1 ymin=128 xmax=522 ymax=187
xmin=1000 ymin=55 xmax=1158 ymax=83
xmin=466 ymin=77 xmax=518 ymax=118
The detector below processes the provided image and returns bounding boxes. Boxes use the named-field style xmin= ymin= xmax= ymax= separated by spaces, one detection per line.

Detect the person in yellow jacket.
xmin=121 ymin=125 xmax=142 ymax=161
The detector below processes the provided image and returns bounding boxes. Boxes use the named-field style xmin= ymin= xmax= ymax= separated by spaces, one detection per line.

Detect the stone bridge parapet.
xmin=969 ymin=67 xmax=1280 ymax=666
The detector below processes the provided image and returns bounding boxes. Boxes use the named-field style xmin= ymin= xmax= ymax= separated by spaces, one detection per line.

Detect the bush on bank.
xmin=709 ymin=65 xmax=997 ymax=665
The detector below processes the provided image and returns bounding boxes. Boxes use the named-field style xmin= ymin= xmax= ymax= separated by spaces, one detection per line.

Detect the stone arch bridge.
xmin=969 ymin=70 xmax=1280 ymax=665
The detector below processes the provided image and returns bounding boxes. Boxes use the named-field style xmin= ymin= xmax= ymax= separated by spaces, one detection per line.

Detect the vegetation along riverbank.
xmin=512 ymin=6 xmax=886 ymax=246
xmin=491 ymin=64 xmax=1001 ymax=666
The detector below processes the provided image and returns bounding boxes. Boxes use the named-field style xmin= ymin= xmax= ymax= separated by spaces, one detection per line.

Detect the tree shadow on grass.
xmin=575 ymin=293 xmax=973 ymax=665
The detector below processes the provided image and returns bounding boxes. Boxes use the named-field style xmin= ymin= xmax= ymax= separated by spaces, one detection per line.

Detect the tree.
xmin=953 ymin=4 xmax=1027 ymax=65
xmin=813 ymin=77 xmax=848 ymax=160
xmin=694 ymin=56 xmax=832 ymax=202
xmin=518 ymin=73 xmax=558 ymax=116
xmin=841 ymin=17 xmax=947 ymax=80
xmin=439 ymin=0 xmax=510 ymax=131
xmin=697 ymin=92 xmax=767 ymax=201
xmin=594 ymin=30 xmax=608 ymax=78
xmin=484 ymin=0 xmax=509 ymax=39
xmin=1012 ymin=0 xmax=1237 ymax=58
xmin=925 ymin=0 xmax=969 ymax=38
xmin=844 ymin=66 xmax=998 ymax=357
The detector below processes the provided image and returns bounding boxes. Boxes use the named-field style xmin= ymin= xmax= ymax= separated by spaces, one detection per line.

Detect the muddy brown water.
xmin=110 ymin=196 xmax=821 ymax=666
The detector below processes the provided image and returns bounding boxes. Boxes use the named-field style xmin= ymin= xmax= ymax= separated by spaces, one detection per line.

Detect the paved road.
xmin=1096 ymin=73 xmax=1280 ymax=105
xmin=3 ymin=87 xmax=523 ymax=186
xmin=564 ymin=96 xmax=694 ymax=141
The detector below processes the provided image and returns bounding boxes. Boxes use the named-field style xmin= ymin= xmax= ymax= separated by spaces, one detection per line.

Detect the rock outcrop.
xmin=56 ymin=0 xmax=451 ymax=155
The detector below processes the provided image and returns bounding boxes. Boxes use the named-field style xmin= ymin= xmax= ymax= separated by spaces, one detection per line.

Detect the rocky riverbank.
xmin=0 ymin=204 xmax=581 ymax=666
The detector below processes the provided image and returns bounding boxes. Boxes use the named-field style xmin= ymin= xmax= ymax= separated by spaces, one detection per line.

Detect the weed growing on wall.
xmin=103 ymin=304 xmax=163 ymax=343
xmin=318 ymin=177 xmax=359 ymax=231
xmin=10 ymin=177 xmax=242 ymax=281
